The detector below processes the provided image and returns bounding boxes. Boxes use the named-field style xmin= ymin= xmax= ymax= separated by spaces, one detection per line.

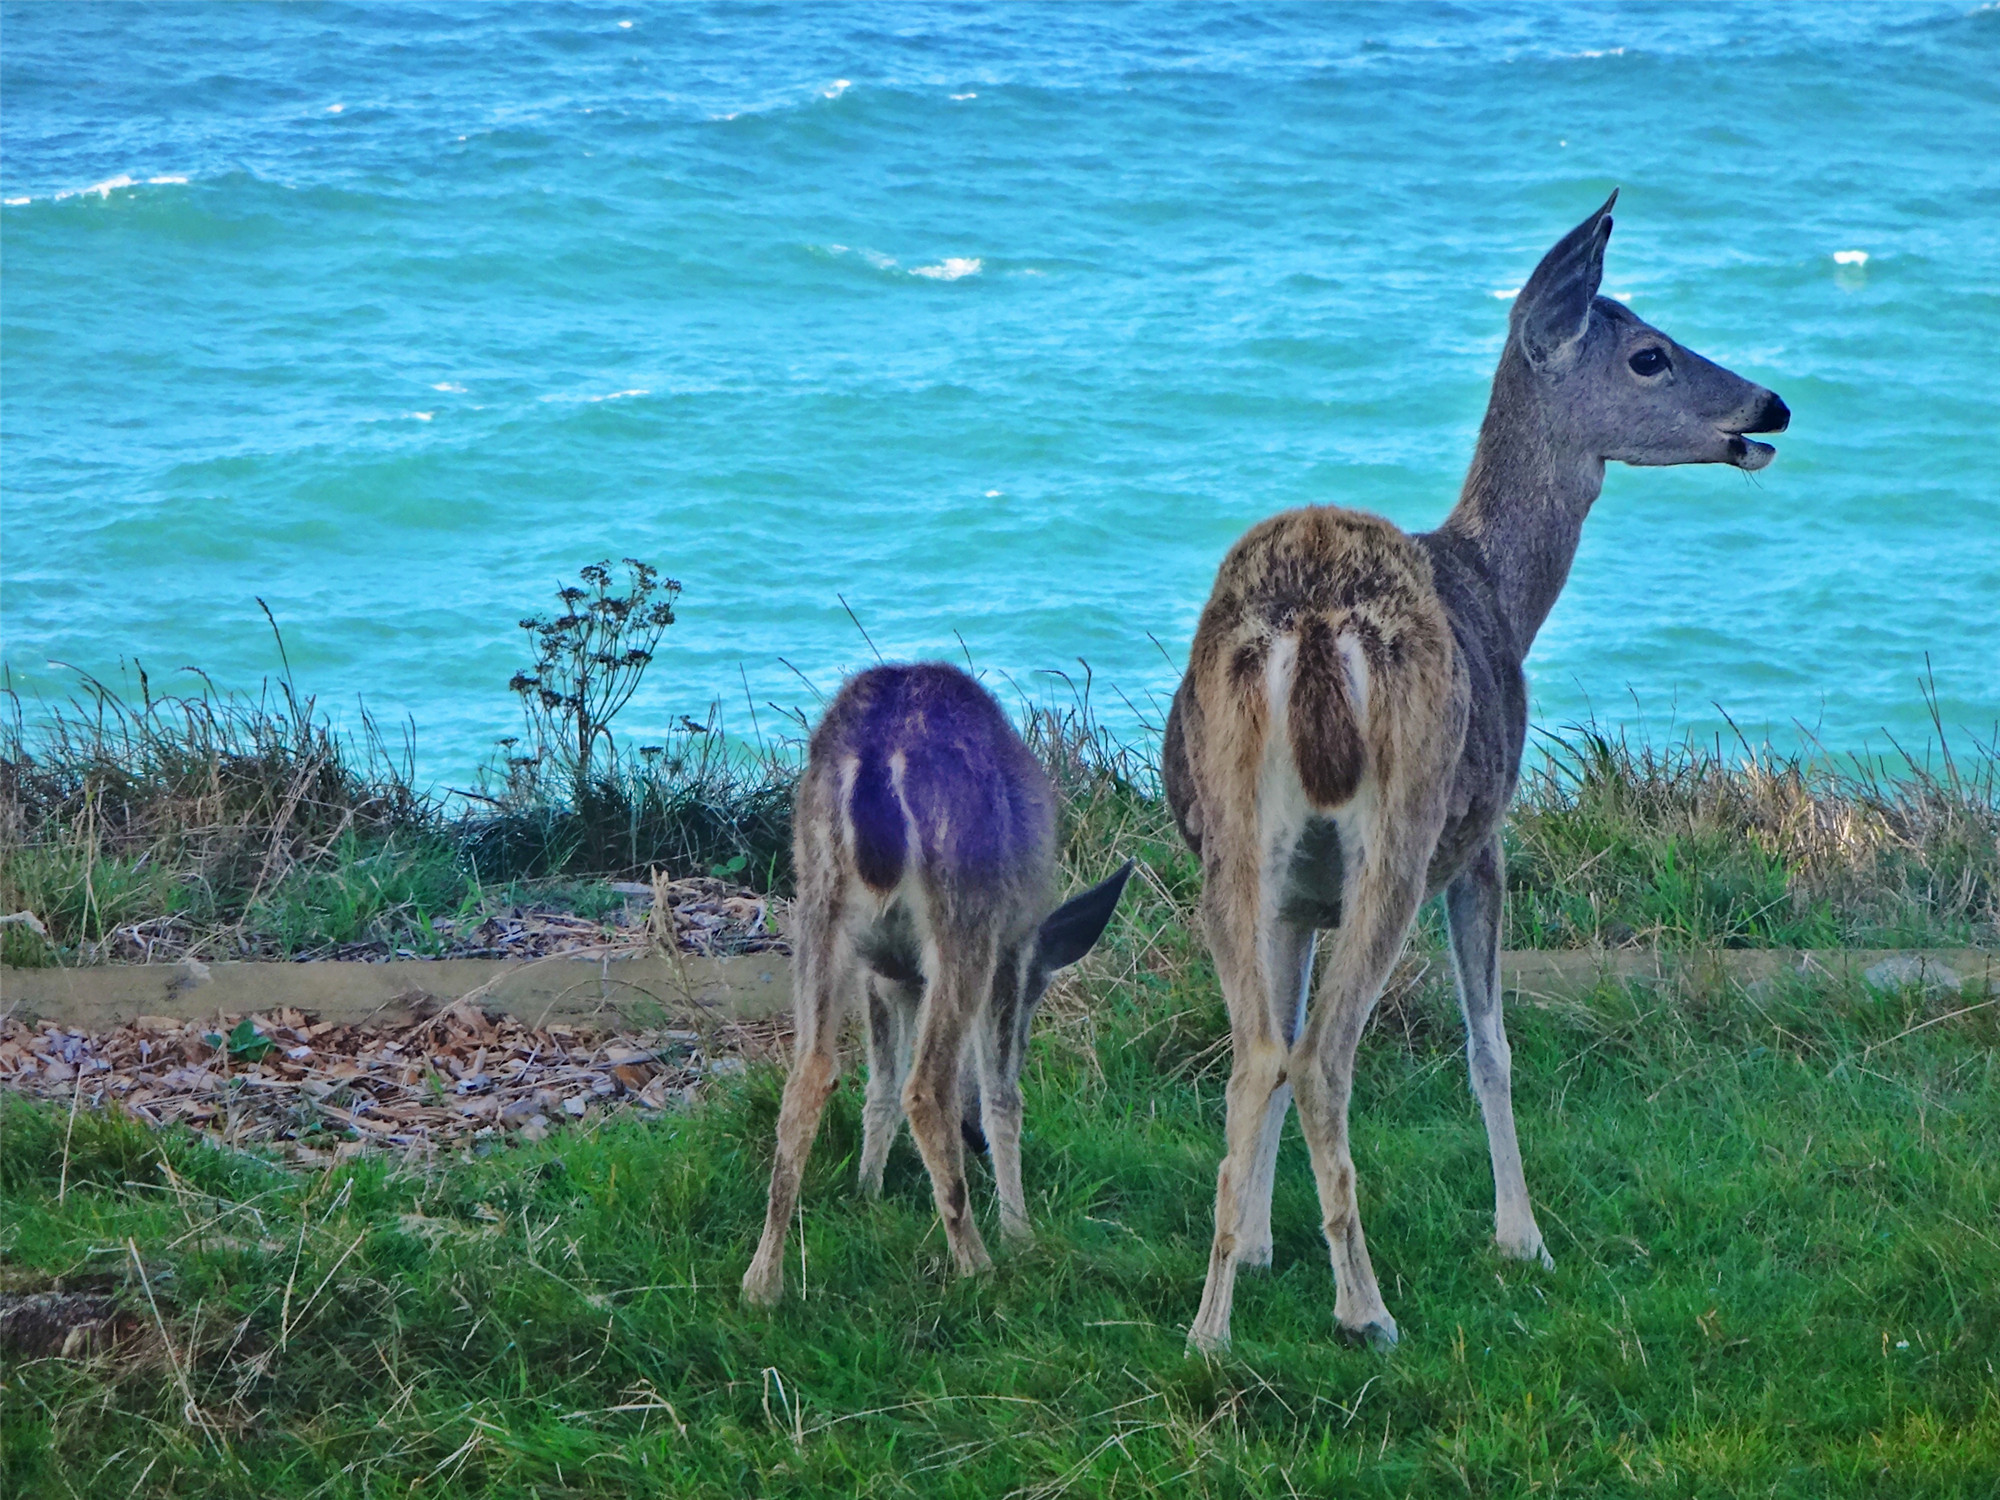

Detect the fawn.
xmin=743 ymin=662 xmax=1133 ymax=1305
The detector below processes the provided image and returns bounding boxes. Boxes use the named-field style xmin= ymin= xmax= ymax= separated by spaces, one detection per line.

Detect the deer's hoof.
xmin=1339 ymin=1314 xmax=1399 ymax=1351
xmin=1497 ymin=1226 xmax=1555 ymax=1271
xmin=740 ymin=1267 xmax=783 ymax=1308
xmin=1185 ymin=1326 xmax=1231 ymax=1358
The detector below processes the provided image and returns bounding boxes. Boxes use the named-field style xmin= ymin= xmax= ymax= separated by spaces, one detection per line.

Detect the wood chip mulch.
xmin=89 ymin=875 xmax=790 ymax=965
xmin=0 ymin=1000 xmax=788 ymax=1164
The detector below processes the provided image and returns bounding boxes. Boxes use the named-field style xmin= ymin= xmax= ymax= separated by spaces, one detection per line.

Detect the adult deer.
xmin=743 ymin=662 xmax=1133 ymax=1306
xmin=1163 ymin=191 xmax=1788 ymax=1351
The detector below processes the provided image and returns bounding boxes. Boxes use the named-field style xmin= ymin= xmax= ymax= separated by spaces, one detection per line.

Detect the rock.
xmin=1863 ymin=956 xmax=1963 ymax=994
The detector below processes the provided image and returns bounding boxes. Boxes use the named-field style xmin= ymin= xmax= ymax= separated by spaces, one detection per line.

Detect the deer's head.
xmin=1511 ymin=190 xmax=1789 ymax=471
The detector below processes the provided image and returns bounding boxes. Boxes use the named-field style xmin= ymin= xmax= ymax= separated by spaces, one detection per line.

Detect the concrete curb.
xmin=5 ymin=948 xmax=1995 ymax=1032
xmin=0 ymin=952 xmax=792 ymax=1030
xmin=1484 ymin=948 xmax=1995 ymax=1004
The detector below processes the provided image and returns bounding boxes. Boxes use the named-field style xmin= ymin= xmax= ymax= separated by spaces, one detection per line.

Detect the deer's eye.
xmin=1629 ymin=347 xmax=1670 ymax=377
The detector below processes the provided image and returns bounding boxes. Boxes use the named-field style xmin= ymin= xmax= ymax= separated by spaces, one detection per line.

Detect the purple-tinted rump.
xmin=811 ymin=663 xmax=1055 ymax=893
xmin=848 ymin=745 xmax=907 ymax=891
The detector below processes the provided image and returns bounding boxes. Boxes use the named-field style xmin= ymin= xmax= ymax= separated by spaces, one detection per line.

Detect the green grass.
xmin=1501 ymin=722 xmax=1998 ymax=951
xmin=6 ymin=650 xmax=1996 ymax=963
xmin=6 ymin=949 xmax=1996 ymax=1496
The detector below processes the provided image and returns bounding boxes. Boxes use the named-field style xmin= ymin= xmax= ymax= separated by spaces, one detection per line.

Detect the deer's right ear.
xmin=1514 ymin=189 xmax=1616 ymax=370
xmin=1033 ymin=860 xmax=1135 ymax=973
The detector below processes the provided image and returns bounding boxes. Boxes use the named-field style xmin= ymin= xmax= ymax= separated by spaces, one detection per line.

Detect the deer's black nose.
xmin=1746 ymin=392 xmax=1790 ymax=434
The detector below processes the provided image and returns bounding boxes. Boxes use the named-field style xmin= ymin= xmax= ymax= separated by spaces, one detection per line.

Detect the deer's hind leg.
xmin=742 ymin=905 xmax=858 ymax=1307
xmin=1446 ymin=835 xmax=1552 ymax=1268
xmin=1188 ymin=858 xmax=1301 ymax=1352
xmin=901 ymin=929 xmax=997 ymax=1277
xmin=1237 ymin=920 xmax=1315 ymax=1270
xmin=859 ymin=974 xmax=919 ymax=1198
xmin=1289 ymin=780 xmax=1451 ymax=1348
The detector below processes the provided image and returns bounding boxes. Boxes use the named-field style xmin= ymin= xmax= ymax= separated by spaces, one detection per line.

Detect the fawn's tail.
xmin=848 ymin=749 xmax=906 ymax=892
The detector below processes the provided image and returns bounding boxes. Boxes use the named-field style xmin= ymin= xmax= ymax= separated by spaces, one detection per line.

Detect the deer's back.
xmin=1165 ymin=506 xmax=1540 ymax=895
xmin=1170 ymin=507 xmax=1457 ymax=831
xmin=799 ymin=663 xmax=1056 ymax=906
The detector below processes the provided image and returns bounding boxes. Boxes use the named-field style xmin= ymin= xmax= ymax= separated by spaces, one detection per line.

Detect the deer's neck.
xmin=1434 ymin=356 xmax=1604 ymax=658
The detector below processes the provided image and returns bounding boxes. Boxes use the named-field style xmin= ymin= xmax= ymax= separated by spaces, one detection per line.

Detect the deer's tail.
xmin=1286 ymin=614 xmax=1367 ymax=807
xmin=848 ymin=749 xmax=906 ymax=892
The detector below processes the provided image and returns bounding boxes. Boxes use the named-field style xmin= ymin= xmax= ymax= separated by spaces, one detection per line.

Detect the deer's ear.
xmin=1033 ymin=861 xmax=1135 ymax=972
xmin=1514 ymin=189 xmax=1616 ymax=369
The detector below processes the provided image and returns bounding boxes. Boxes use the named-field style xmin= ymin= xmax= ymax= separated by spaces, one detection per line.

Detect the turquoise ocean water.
xmin=3 ymin=1 xmax=1995 ymax=786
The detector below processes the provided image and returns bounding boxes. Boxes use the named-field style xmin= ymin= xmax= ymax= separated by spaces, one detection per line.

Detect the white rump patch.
xmin=1335 ymin=631 xmax=1371 ymax=722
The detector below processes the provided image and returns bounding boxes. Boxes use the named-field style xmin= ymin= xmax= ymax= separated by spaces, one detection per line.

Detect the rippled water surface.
xmin=3 ymin=1 xmax=1996 ymax=781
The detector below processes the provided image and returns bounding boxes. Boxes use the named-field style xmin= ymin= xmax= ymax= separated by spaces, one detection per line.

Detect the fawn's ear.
xmin=1034 ymin=860 xmax=1135 ymax=972
xmin=1514 ymin=188 xmax=1616 ymax=370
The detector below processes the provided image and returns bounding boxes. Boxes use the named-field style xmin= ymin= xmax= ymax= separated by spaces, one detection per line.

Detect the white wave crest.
xmin=148 ymin=175 xmax=189 ymax=185
xmin=824 ymin=79 xmax=852 ymax=99
xmin=4 ymin=197 xmax=29 ymax=207
xmin=536 ymin=388 xmax=650 ymax=405
xmin=432 ymin=382 xmax=467 ymax=393
xmin=55 ymin=175 xmax=136 ymax=201
xmin=912 ymin=257 xmax=982 ymax=281
xmin=1833 ymin=249 xmax=1869 ymax=266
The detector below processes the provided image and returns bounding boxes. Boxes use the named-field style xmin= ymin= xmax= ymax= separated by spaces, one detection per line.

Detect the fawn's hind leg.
xmin=743 ymin=918 xmax=858 ymax=1306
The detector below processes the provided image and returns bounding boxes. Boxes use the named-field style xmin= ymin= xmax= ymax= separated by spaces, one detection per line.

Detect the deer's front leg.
xmin=859 ymin=976 xmax=916 ymax=1198
xmin=901 ymin=945 xmax=994 ymax=1277
xmin=1445 ymin=836 xmax=1552 ymax=1268
xmin=975 ymin=1000 xmax=1032 ymax=1247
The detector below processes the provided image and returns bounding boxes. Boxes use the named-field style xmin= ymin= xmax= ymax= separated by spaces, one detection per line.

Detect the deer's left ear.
xmin=1514 ymin=189 xmax=1616 ymax=370
xmin=1034 ymin=860 xmax=1135 ymax=972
